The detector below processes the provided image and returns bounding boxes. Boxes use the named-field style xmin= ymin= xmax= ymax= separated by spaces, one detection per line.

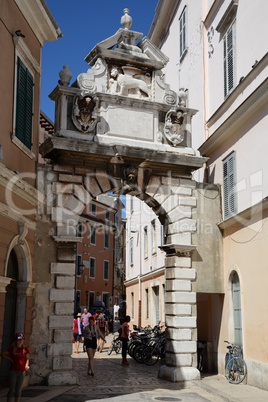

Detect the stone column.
xmin=47 ymin=242 xmax=78 ymax=386
xmin=159 ymin=246 xmax=199 ymax=382
xmin=157 ymin=180 xmax=200 ymax=382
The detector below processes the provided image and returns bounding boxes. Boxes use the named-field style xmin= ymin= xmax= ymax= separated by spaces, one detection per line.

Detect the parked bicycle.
xmin=107 ymin=334 xmax=122 ymax=355
xmin=142 ymin=331 xmax=166 ymax=365
xmin=224 ymin=340 xmax=247 ymax=384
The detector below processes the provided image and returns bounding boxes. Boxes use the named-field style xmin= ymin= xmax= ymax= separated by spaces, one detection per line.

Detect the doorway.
xmin=0 ymin=250 xmax=18 ymax=385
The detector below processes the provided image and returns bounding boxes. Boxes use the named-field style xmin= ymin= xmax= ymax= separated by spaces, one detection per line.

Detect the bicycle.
xmin=107 ymin=334 xmax=122 ymax=355
xmin=142 ymin=332 xmax=166 ymax=365
xmin=224 ymin=341 xmax=247 ymax=384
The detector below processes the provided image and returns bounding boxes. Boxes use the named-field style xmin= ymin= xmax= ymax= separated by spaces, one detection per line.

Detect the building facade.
xmin=125 ymin=196 xmax=166 ymax=328
xmin=0 ymin=0 xmax=61 ymax=386
xmin=149 ymin=0 xmax=268 ymax=390
xmin=76 ymin=195 xmax=124 ymax=315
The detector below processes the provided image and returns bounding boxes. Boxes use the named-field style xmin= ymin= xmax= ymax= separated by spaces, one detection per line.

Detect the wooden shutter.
xmin=224 ymin=24 xmax=235 ymax=97
xmin=223 ymin=152 xmax=237 ymax=218
xmin=15 ymin=57 xmax=34 ymax=149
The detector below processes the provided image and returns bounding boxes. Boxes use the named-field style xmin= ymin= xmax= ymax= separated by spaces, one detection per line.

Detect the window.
xmin=89 ymin=258 xmax=95 ymax=278
xmin=91 ymin=204 xmax=96 ymax=216
xmin=77 ymin=222 xmax=83 ymax=237
xmin=224 ymin=22 xmax=236 ymax=97
xmin=144 ymin=226 xmax=148 ymax=259
xmin=130 ymin=196 xmax=134 ymax=212
xmin=130 ymin=237 xmax=134 ymax=265
xmin=232 ymin=272 xmax=243 ymax=346
xmin=179 ymin=7 xmax=187 ymax=60
xmin=104 ymin=230 xmax=109 ymax=248
xmin=145 ymin=288 xmax=149 ymax=320
xmin=88 ymin=291 xmax=95 ymax=309
xmin=151 ymin=220 xmax=156 ymax=254
xmin=77 ymin=255 xmax=82 ymax=276
xmin=104 ymin=260 xmax=109 ymax=280
xmin=131 ymin=292 xmax=134 ymax=319
xmin=223 ymin=151 xmax=237 ymax=219
xmin=105 ymin=209 xmax=110 ymax=221
xmin=15 ymin=57 xmax=34 ymax=149
xmin=90 ymin=226 xmax=96 ymax=245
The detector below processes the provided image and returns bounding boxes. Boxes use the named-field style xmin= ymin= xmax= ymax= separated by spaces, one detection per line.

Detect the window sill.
xmin=11 ymin=134 xmax=35 ymax=159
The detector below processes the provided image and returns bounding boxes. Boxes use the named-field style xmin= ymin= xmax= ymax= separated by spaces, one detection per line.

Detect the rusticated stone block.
xmin=165 ymin=279 xmax=191 ymax=292
xmin=165 ymin=303 xmax=191 ymax=315
xmin=53 ymin=183 xmax=73 ymax=194
xmin=165 ymin=352 xmax=192 ymax=367
xmin=166 ymin=328 xmax=192 ymax=341
xmin=166 ymin=232 xmax=191 ymax=245
xmin=54 ymin=329 xmax=73 ymax=342
xmin=168 ymin=206 xmax=192 ymax=223
xmin=167 ymin=219 xmax=196 ymax=234
xmin=56 ymin=276 xmax=75 ymax=289
xmin=165 ymin=291 xmax=196 ymax=304
xmin=166 ymin=256 xmax=192 ymax=269
xmin=49 ymin=316 xmax=73 ymax=329
xmin=53 ymin=356 xmax=72 ymax=370
xmin=58 ymin=174 xmax=82 ymax=184
xmin=166 ymin=267 xmax=195 ymax=280
xmin=179 ymin=196 xmax=196 ymax=207
xmin=165 ymin=315 xmax=196 ymax=328
xmin=51 ymin=263 xmax=75 ymax=276
xmin=55 ymin=302 xmax=74 ymax=315
xmin=84 ymin=176 xmax=101 ymax=196
xmin=47 ymin=342 xmax=72 ymax=356
xmin=47 ymin=371 xmax=78 ymax=386
xmin=50 ymin=289 xmax=74 ymax=302
xmin=165 ymin=340 xmax=197 ymax=354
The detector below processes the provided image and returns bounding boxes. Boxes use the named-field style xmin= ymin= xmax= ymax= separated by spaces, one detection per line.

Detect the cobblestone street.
xmin=46 ymin=327 xmax=268 ymax=402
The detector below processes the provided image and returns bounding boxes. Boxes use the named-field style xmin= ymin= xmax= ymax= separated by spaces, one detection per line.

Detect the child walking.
xmin=0 ymin=332 xmax=29 ymax=402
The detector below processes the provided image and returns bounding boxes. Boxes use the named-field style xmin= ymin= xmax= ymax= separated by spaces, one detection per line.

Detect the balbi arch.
xmin=35 ymin=11 xmax=207 ymax=385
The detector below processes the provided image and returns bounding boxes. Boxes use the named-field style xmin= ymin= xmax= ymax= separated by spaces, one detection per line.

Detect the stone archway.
xmin=35 ymin=11 xmax=207 ymax=385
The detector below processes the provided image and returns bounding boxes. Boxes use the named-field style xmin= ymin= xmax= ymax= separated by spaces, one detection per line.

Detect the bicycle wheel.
xmin=225 ymin=357 xmax=247 ymax=384
xmin=128 ymin=341 xmax=140 ymax=358
xmin=134 ymin=344 xmax=146 ymax=363
xmin=107 ymin=343 xmax=114 ymax=355
xmin=142 ymin=346 xmax=159 ymax=365
xmin=115 ymin=340 xmax=122 ymax=354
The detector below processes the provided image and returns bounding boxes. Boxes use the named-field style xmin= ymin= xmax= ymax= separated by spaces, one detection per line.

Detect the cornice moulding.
xmin=14 ymin=0 xmax=59 ymax=44
xmin=0 ymin=201 xmax=36 ymax=231
xmin=0 ymin=163 xmax=44 ymax=207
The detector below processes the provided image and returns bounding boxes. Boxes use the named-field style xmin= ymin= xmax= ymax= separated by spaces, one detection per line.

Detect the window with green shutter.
xmin=223 ymin=151 xmax=237 ymax=219
xmin=15 ymin=57 xmax=34 ymax=149
xmin=179 ymin=7 xmax=187 ymax=60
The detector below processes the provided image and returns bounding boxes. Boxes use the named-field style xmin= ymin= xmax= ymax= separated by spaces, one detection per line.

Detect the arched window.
xmin=232 ymin=272 xmax=243 ymax=346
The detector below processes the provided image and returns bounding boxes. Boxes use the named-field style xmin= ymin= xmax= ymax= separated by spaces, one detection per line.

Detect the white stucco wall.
xmin=125 ymin=195 xmax=165 ymax=281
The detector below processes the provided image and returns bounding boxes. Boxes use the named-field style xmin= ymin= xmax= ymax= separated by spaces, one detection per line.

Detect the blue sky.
xmin=41 ymin=0 xmax=158 ymax=122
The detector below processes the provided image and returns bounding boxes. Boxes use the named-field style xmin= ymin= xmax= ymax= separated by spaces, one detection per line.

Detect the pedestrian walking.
xmin=96 ymin=310 xmax=109 ymax=352
xmin=82 ymin=308 xmax=91 ymax=328
xmin=0 ymin=332 xmax=29 ymax=402
xmin=73 ymin=313 xmax=82 ymax=353
xmin=121 ymin=315 xmax=130 ymax=366
xmin=84 ymin=316 xmax=106 ymax=376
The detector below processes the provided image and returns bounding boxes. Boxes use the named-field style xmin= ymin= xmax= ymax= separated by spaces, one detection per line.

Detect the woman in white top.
xmin=84 ymin=316 xmax=106 ymax=376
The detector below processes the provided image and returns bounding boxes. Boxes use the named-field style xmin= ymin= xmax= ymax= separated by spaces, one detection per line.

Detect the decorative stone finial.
xmin=121 ymin=8 xmax=132 ymax=30
xmin=58 ymin=65 xmax=72 ymax=87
